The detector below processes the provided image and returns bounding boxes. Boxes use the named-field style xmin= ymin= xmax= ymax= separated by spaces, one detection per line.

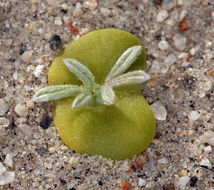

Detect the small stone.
xmin=181 ymin=169 xmax=187 ymax=176
xmin=0 ymin=117 xmax=10 ymax=128
xmin=188 ymin=130 xmax=194 ymax=135
xmin=138 ymin=178 xmax=146 ymax=187
xmin=0 ymin=163 xmax=6 ymax=175
xmin=190 ymin=176 xmax=198 ymax=187
xmin=54 ymin=17 xmax=63 ymax=25
xmin=119 ymin=182 xmax=132 ymax=190
xmin=199 ymin=130 xmax=214 ymax=146
xmin=50 ymin=35 xmax=62 ymax=50
xmin=61 ymin=3 xmax=68 ymax=10
xmin=189 ymin=45 xmax=200 ymax=56
xmin=14 ymin=103 xmax=28 ymax=117
xmin=156 ymin=10 xmax=168 ymax=22
xmin=73 ymin=2 xmax=83 ymax=17
xmin=60 ymin=145 xmax=68 ymax=151
xmin=59 ymin=178 xmax=67 ymax=185
xmin=36 ymin=146 xmax=47 ymax=155
xmin=204 ymin=145 xmax=212 ymax=153
xmin=0 ymin=99 xmax=9 ymax=116
xmin=151 ymin=101 xmax=167 ymax=121
xmin=12 ymin=71 xmax=18 ymax=80
xmin=40 ymin=115 xmax=52 ymax=129
xmin=180 ymin=19 xmax=189 ymax=31
xmin=84 ymin=0 xmax=98 ymax=10
xmin=4 ymin=154 xmax=13 ymax=167
xmin=100 ymin=8 xmax=111 ymax=16
xmin=164 ymin=54 xmax=177 ymax=67
xmin=33 ymin=65 xmax=44 ymax=77
xmin=145 ymin=181 xmax=156 ymax=189
xmin=211 ymin=11 xmax=214 ymax=19
xmin=188 ymin=111 xmax=200 ymax=121
xmin=26 ymin=100 xmax=35 ymax=109
xmin=17 ymin=124 xmax=33 ymax=139
xmin=162 ymin=0 xmax=176 ymax=9
xmin=177 ymin=0 xmax=184 ymax=6
xmin=178 ymin=52 xmax=188 ymax=59
xmin=158 ymin=40 xmax=169 ymax=50
xmin=166 ymin=19 xmax=175 ymax=27
xmin=200 ymin=158 xmax=212 ymax=169
xmin=178 ymin=176 xmax=190 ymax=189
xmin=202 ymin=80 xmax=212 ymax=92
xmin=157 ymin=157 xmax=168 ymax=164
xmin=149 ymin=60 xmax=161 ymax=74
xmin=48 ymin=147 xmax=56 ymax=153
xmin=173 ymin=33 xmax=187 ymax=51
xmin=0 ymin=171 xmax=15 ymax=185
xmin=20 ymin=50 xmax=33 ymax=63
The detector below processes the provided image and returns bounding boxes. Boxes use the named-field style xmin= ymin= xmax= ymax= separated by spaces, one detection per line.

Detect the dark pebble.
xmin=36 ymin=146 xmax=47 ymax=155
xmin=40 ymin=115 xmax=52 ymax=129
xmin=50 ymin=35 xmax=62 ymax=50
xmin=153 ymin=0 xmax=163 ymax=5
xmin=59 ymin=178 xmax=67 ymax=185
xmin=190 ymin=176 xmax=198 ymax=187
xmin=20 ymin=44 xmax=26 ymax=55
xmin=98 ymin=180 xmax=103 ymax=186
xmin=69 ymin=188 xmax=76 ymax=190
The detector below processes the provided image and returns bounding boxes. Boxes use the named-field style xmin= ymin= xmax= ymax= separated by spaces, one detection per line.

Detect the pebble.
xmin=157 ymin=157 xmax=168 ymax=164
xmin=177 ymin=0 xmax=184 ymax=6
xmin=166 ymin=19 xmax=175 ymax=27
xmin=17 ymin=124 xmax=33 ymax=139
xmin=212 ymin=11 xmax=214 ymax=19
xmin=33 ymin=65 xmax=44 ymax=77
xmin=145 ymin=181 xmax=156 ymax=189
xmin=0 ymin=163 xmax=6 ymax=175
xmin=188 ymin=111 xmax=200 ymax=121
xmin=73 ymin=2 xmax=83 ymax=17
xmin=173 ymin=33 xmax=187 ymax=51
xmin=100 ymin=8 xmax=111 ymax=16
xmin=200 ymin=158 xmax=212 ymax=169
xmin=162 ymin=0 xmax=176 ymax=9
xmin=84 ymin=0 xmax=98 ymax=10
xmin=204 ymin=145 xmax=212 ymax=153
xmin=156 ymin=10 xmax=169 ymax=22
xmin=0 ymin=99 xmax=9 ymax=116
xmin=50 ymin=35 xmax=62 ymax=50
xmin=150 ymin=101 xmax=167 ymax=121
xmin=158 ymin=40 xmax=169 ymax=50
xmin=40 ymin=114 xmax=52 ymax=129
xmin=138 ymin=178 xmax=146 ymax=187
xmin=48 ymin=147 xmax=56 ymax=153
xmin=190 ymin=176 xmax=198 ymax=187
xmin=189 ymin=44 xmax=200 ymax=56
xmin=149 ymin=60 xmax=161 ymax=74
xmin=20 ymin=50 xmax=33 ymax=63
xmin=178 ymin=52 xmax=188 ymax=59
xmin=14 ymin=103 xmax=28 ymax=117
xmin=164 ymin=54 xmax=177 ymax=67
xmin=26 ymin=100 xmax=35 ymax=109
xmin=178 ymin=176 xmax=190 ymax=189
xmin=0 ymin=171 xmax=15 ymax=185
xmin=0 ymin=117 xmax=10 ymax=128
xmin=4 ymin=154 xmax=13 ymax=167
xmin=202 ymin=80 xmax=212 ymax=92
xmin=199 ymin=130 xmax=214 ymax=146
xmin=54 ymin=17 xmax=63 ymax=25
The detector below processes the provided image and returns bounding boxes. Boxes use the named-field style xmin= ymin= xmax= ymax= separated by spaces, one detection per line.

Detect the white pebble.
xmin=73 ymin=2 xmax=82 ymax=17
xmin=173 ymin=33 xmax=187 ymax=51
xmin=189 ymin=45 xmax=200 ymax=56
xmin=0 ymin=117 xmax=10 ymax=128
xmin=0 ymin=171 xmax=15 ymax=185
xmin=178 ymin=52 xmax=188 ymax=59
xmin=179 ymin=10 xmax=187 ymax=21
xmin=48 ymin=147 xmax=56 ymax=153
xmin=151 ymin=101 xmax=167 ymax=121
xmin=4 ymin=154 xmax=13 ymax=168
xmin=20 ymin=50 xmax=33 ymax=63
xmin=0 ymin=99 xmax=9 ymax=116
xmin=212 ymin=11 xmax=214 ymax=19
xmin=199 ymin=130 xmax=214 ymax=146
xmin=12 ymin=71 xmax=18 ymax=80
xmin=204 ymin=146 xmax=212 ymax=153
xmin=145 ymin=181 xmax=156 ymax=189
xmin=138 ymin=178 xmax=146 ymax=187
xmin=158 ymin=40 xmax=169 ymax=50
xmin=158 ymin=157 xmax=168 ymax=164
xmin=200 ymin=158 xmax=212 ymax=169
xmin=202 ymin=80 xmax=212 ymax=92
xmin=164 ymin=54 xmax=177 ymax=67
xmin=17 ymin=124 xmax=33 ymax=139
xmin=188 ymin=111 xmax=200 ymax=121
xmin=33 ymin=65 xmax=44 ymax=77
xmin=178 ymin=176 xmax=190 ymax=189
xmin=166 ymin=19 xmax=175 ymax=27
xmin=26 ymin=100 xmax=35 ymax=109
xmin=162 ymin=0 xmax=176 ymax=9
xmin=156 ymin=10 xmax=169 ymax=22
xmin=149 ymin=60 xmax=161 ymax=74
xmin=0 ymin=163 xmax=6 ymax=176
xmin=54 ymin=17 xmax=62 ymax=25
xmin=14 ymin=103 xmax=28 ymax=117
xmin=177 ymin=0 xmax=184 ymax=6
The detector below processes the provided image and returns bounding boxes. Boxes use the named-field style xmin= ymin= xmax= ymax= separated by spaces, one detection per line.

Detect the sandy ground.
xmin=0 ymin=0 xmax=214 ymax=189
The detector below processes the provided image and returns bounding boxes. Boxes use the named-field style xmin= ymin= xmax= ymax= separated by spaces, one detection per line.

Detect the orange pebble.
xmin=120 ymin=182 xmax=132 ymax=190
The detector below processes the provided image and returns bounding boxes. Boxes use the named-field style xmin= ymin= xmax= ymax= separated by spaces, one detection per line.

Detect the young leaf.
xmin=101 ymin=85 xmax=116 ymax=105
xmin=72 ymin=93 xmax=92 ymax=108
xmin=63 ymin=58 xmax=95 ymax=90
xmin=107 ymin=70 xmax=150 ymax=87
xmin=33 ymin=85 xmax=83 ymax=102
xmin=105 ymin=45 xmax=142 ymax=81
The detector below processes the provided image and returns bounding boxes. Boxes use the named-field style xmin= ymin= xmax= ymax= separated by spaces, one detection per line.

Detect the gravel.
xmin=1 ymin=0 xmax=214 ymax=189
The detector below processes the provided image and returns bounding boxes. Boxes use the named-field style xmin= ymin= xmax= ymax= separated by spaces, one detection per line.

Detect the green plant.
xmin=33 ymin=29 xmax=156 ymax=160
